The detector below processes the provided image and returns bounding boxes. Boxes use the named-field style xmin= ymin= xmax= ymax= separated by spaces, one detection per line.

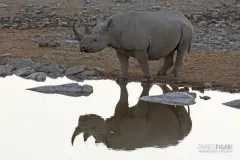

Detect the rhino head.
xmin=73 ymin=19 xmax=114 ymax=53
xmin=71 ymin=114 xmax=108 ymax=145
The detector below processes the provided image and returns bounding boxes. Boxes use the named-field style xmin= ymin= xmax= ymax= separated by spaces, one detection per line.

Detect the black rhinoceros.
xmin=71 ymin=82 xmax=192 ymax=150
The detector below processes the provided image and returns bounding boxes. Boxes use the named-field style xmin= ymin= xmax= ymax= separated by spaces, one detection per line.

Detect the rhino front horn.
xmin=84 ymin=24 xmax=92 ymax=35
xmin=73 ymin=21 xmax=85 ymax=41
xmin=71 ymin=126 xmax=83 ymax=145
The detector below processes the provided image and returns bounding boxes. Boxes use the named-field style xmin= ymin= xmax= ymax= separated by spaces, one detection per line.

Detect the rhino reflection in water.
xmin=71 ymin=82 xmax=192 ymax=150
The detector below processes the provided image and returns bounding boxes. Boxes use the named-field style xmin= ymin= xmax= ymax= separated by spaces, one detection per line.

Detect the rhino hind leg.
xmin=171 ymin=26 xmax=193 ymax=77
xmin=156 ymin=51 xmax=175 ymax=76
xmin=170 ymin=44 xmax=189 ymax=77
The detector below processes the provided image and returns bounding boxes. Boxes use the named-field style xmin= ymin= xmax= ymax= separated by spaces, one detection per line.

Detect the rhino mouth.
xmin=80 ymin=47 xmax=89 ymax=53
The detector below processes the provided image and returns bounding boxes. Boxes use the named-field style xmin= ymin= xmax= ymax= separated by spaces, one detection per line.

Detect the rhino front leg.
xmin=134 ymin=50 xmax=153 ymax=82
xmin=116 ymin=51 xmax=129 ymax=83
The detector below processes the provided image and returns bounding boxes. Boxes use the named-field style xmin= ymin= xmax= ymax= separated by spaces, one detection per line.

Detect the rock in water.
xmin=26 ymin=72 xmax=47 ymax=82
xmin=139 ymin=92 xmax=196 ymax=106
xmin=222 ymin=100 xmax=240 ymax=109
xmin=26 ymin=83 xmax=93 ymax=97
xmin=65 ymin=66 xmax=85 ymax=75
xmin=200 ymin=95 xmax=211 ymax=100
xmin=82 ymin=84 xmax=93 ymax=93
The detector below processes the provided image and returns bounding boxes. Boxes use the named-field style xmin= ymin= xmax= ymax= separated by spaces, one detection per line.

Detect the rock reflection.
xmin=71 ymin=82 xmax=192 ymax=151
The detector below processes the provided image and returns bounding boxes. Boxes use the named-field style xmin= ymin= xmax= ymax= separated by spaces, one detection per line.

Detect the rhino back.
xmin=107 ymin=11 xmax=193 ymax=59
xmin=104 ymin=105 xmax=191 ymax=150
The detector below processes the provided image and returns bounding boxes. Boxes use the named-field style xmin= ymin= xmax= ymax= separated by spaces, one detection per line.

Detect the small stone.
xmin=82 ymin=84 xmax=93 ymax=93
xmin=85 ymin=0 xmax=91 ymax=4
xmin=198 ymin=21 xmax=207 ymax=26
xmin=38 ymin=41 xmax=60 ymax=47
xmin=93 ymin=67 xmax=106 ymax=75
xmin=59 ymin=21 xmax=68 ymax=27
xmin=193 ymin=14 xmax=202 ymax=21
xmin=35 ymin=10 xmax=43 ymax=14
xmin=26 ymin=72 xmax=47 ymax=82
xmin=48 ymin=41 xmax=60 ymax=47
xmin=65 ymin=66 xmax=85 ymax=75
xmin=151 ymin=6 xmax=163 ymax=10
xmin=14 ymin=67 xmax=36 ymax=77
xmin=39 ymin=42 xmax=49 ymax=47
xmin=204 ymin=83 xmax=212 ymax=89
xmin=200 ymin=96 xmax=211 ymax=100
xmin=82 ymin=10 xmax=90 ymax=14
xmin=78 ymin=70 xmax=96 ymax=77
xmin=0 ymin=4 xmax=7 ymax=8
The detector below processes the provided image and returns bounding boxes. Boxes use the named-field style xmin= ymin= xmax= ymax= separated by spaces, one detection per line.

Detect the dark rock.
xmin=222 ymin=100 xmax=240 ymax=109
xmin=26 ymin=83 xmax=93 ymax=97
xmin=7 ymin=58 xmax=65 ymax=75
xmin=38 ymin=42 xmax=48 ymax=47
xmin=139 ymin=92 xmax=196 ymax=106
xmin=0 ymin=65 xmax=15 ymax=76
xmin=78 ymin=70 xmax=96 ymax=77
xmin=151 ymin=6 xmax=168 ymax=11
xmin=59 ymin=21 xmax=68 ymax=27
xmin=82 ymin=84 xmax=93 ymax=93
xmin=85 ymin=0 xmax=91 ymax=4
xmin=26 ymin=72 xmax=47 ymax=82
xmin=14 ymin=67 xmax=36 ymax=77
xmin=204 ymin=83 xmax=212 ymax=89
xmin=66 ymin=75 xmax=84 ymax=82
xmin=65 ymin=66 xmax=85 ymax=75
xmin=0 ymin=4 xmax=7 ymax=8
xmin=93 ymin=67 xmax=106 ymax=75
xmin=7 ymin=58 xmax=40 ymax=69
xmin=198 ymin=21 xmax=207 ymax=27
xmin=38 ymin=41 xmax=60 ymax=47
xmin=36 ymin=60 xmax=64 ymax=75
xmin=200 ymin=95 xmax=211 ymax=100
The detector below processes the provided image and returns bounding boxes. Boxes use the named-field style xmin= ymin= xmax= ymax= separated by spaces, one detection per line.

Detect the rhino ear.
xmin=105 ymin=19 xmax=114 ymax=31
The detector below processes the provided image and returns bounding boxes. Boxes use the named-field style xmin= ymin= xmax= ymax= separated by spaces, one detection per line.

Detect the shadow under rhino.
xmin=71 ymin=82 xmax=192 ymax=151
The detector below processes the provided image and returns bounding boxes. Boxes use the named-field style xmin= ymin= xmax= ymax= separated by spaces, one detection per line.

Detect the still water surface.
xmin=0 ymin=75 xmax=240 ymax=160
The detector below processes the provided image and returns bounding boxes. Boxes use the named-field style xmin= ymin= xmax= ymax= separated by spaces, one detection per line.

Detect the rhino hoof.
xmin=170 ymin=69 xmax=180 ymax=77
xmin=116 ymin=76 xmax=128 ymax=85
xmin=156 ymin=71 xmax=167 ymax=76
xmin=141 ymin=76 xmax=153 ymax=82
xmin=141 ymin=81 xmax=153 ymax=88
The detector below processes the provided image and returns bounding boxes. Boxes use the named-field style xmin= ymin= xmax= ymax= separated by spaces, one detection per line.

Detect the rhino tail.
xmin=187 ymin=43 xmax=191 ymax=54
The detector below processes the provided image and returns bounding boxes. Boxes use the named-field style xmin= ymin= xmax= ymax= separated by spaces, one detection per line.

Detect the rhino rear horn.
xmin=83 ymin=132 xmax=91 ymax=142
xmin=73 ymin=21 xmax=85 ymax=41
xmin=71 ymin=126 xmax=83 ymax=145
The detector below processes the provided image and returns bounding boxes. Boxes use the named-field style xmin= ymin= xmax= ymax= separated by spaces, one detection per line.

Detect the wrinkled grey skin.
xmin=73 ymin=10 xmax=194 ymax=82
xmin=71 ymin=82 xmax=192 ymax=150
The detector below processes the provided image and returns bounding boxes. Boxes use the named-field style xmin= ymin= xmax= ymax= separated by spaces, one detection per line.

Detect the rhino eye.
xmin=93 ymin=39 xmax=97 ymax=42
